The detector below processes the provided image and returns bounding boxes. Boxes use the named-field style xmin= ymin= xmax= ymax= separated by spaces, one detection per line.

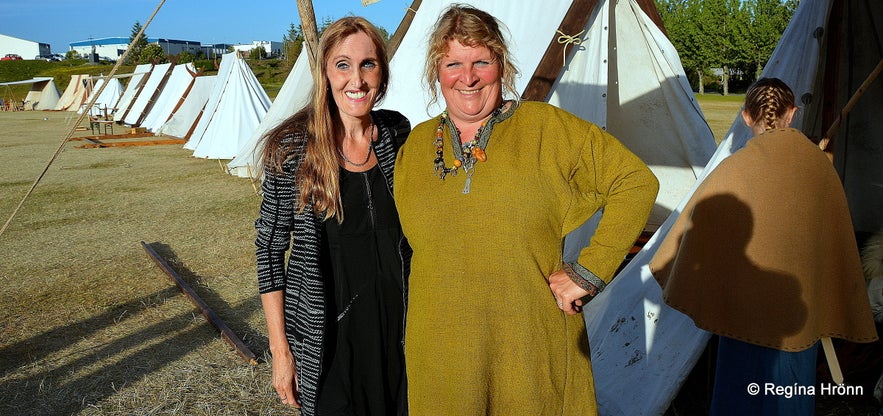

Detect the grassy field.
xmin=0 ymin=112 xmax=288 ymax=415
xmin=695 ymin=93 xmax=745 ymax=143
xmin=0 ymin=97 xmax=879 ymax=415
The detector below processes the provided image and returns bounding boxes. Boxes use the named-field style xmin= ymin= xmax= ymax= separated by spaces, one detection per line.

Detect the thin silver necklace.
xmin=339 ymin=123 xmax=374 ymax=167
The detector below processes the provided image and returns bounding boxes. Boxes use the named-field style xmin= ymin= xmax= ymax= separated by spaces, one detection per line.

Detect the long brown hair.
xmin=743 ymin=77 xmax=795 ymax=132
xmin=424 ymin=4 xmax=519 ymax=107
xmin=259 ymin=16 xmax=389 ymax=221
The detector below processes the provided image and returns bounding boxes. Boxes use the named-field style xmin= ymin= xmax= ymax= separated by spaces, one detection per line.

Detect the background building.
xmin=69 ymin=37 xmax=203 ymax=61
xmin=230 ymin=41 xmax=283 ymax=58
xmin=201 ymin=43 xmax=235 ymax=60
xmin=0 ymin=34 xmax=51 ymax=59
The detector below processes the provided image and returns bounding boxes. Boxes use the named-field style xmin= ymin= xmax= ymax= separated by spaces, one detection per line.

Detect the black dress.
xmin=317 ymin=164 xmax=407 ymax=416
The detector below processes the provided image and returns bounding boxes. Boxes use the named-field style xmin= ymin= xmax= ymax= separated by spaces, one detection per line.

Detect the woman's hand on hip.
xmin=548 ymin=269 xmax=589 ymax=316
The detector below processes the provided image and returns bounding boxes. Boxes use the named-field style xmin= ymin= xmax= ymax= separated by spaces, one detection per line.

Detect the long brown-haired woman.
xmin=255 ymin=16 xmax=410 ymax=416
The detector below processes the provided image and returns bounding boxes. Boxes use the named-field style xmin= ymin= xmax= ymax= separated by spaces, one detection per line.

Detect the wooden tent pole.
xmin=818 ymin=0 xmax=844 ymax=158
xmin=0 ymin=0 xmax=167 ymax=240
xmin=387 ymin=0 xmax=422 ymax=57
xmin=141 ymin=241 xmax=259 ymax=365
xmin=296 ymin=0 xmax=321 ymax=73
xmin=821 ymin=337 xmax=844 ymax=385
xmin=520 ymin=0 xmax=668 ymax=102
xmin=822 ymin=57 xmax=883 ymax=145
xmin=633 ymin=0 xmax=667 ymax=36
xmin=522 ymin=0 xmax=599 ymax=101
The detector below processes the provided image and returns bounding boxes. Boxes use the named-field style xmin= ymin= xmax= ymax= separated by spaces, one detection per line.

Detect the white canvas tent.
xmin=381 ymin=0 xmax=715 ymax=231
xmin=123 ymin=62 xmax=174 ymax=126
xmin=54 ymin=74 xmax=90 ymax=111
xmin=0 ymin=77 xmax=61 ymax=110
xmin=155 ymin=75 xmax=217 ymax=139
xmin=227 ymin=47 xmax=312 ymax=177
xmin=114 ymin=64 xmax=154 ymax=122
xmin=184 ymin=52 xmax=271 ymax=159
xmin=139 ymin=63 xmax=199 ymax=132
xmin=582 ymin=0 xmax=883 ymax=414
xmin=77 ymin=77 xmax=124 ymax=117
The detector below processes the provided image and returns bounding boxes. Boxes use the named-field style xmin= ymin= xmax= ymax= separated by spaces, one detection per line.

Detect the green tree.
xmin=694 ymin=0 xmax=733 ymax=94
xmin=742 ymin=0 xmax=793 ymax=78
xmin=281 ymin=17 xmax=339 ymax=70
xmin=126 ymin=21 xmax=149 ymax=65
xmin=657 ymin=0 xmax=712 ymax=93
xmin=282 ymin=23 xmax=304 ymax=70
xmin=65 ymin=50 xmax=81 ymax=60
xmin=249 ymin=46 xmax=268 ymax=60
xmin=177 ymin=50 xmax=195 ymax=63
xmin=656 ymin=0 xmax=795 ymax=94
xmin=139 ymin=43 xmax=167 ymax=64
xmin=376 ymin=26 xmax=390 ymax=41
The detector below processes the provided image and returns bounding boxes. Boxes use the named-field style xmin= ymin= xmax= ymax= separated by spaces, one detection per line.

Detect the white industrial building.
xmin=69 ymin=37 xmax=203 ymax=61
xmin=230 ymin=40 xmax=283 ymax=58
xmin=0 ymin=34 xmax=51 ymax=60
xmin=1 ymin=33 xmax=277 ymax=62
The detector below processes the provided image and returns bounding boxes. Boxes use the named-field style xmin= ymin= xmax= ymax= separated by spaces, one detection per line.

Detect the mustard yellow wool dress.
xmin=394 ymin=102 xmax=658 ymax=415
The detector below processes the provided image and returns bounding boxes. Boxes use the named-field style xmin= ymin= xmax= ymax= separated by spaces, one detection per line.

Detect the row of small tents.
xmin=0 ymin=72 xmax=126 ymax=113
xmin=2 ymin=52 xmax=273 ymax=162
xmin=3 ymin=0 xmax=879 ymax=413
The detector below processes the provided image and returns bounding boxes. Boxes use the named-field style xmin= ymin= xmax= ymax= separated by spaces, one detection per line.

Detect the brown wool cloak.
xmin=650 ymin=128 xmax=877 ymax=351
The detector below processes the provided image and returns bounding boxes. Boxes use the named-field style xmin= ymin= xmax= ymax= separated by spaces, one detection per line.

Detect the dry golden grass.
xmin=0 ymin=111 xmax=297 ymax=415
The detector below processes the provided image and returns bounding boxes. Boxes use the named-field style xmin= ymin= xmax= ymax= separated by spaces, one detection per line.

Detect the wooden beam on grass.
xmin=74 ymin=139 xmax=187 ymax=148
xmin=141 ymin=241 xmax=258 ymax=366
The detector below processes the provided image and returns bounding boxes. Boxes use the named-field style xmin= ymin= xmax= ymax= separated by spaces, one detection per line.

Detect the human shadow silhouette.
xmin=654 ymin=193 xmax=811 ymax=414
xmin=657 ymin=193 xmax=808 ymax=349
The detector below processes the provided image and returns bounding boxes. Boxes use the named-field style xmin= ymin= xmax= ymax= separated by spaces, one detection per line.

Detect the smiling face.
xmin=325 ymin=31 xmax=382 ymax=122
xmin=437 ymin=40 xmax=504 ymax=125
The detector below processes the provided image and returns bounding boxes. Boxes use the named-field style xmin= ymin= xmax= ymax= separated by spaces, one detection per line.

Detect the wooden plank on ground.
xmin=75 ymin=138 xmax=186 ymax=148
xmin=69 ymin=132 xmax=157 ymax=141
xmin=141 ymin=241 xmax=259 ymax=366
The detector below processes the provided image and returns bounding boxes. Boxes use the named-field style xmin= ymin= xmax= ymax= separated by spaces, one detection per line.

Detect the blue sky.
xmin=0 ymin=0 xmax=411 ymax=53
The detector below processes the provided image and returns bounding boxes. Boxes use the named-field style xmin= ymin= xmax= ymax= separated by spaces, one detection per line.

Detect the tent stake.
xmin=141 ymin=241 xmax=258 ymax=366
xmin=821 ymin=337 xmax=844 ymax=385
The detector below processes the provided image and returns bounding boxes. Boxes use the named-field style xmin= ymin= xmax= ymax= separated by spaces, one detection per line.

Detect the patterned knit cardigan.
xmin=255 ymin=109 xmax=411 ymax=415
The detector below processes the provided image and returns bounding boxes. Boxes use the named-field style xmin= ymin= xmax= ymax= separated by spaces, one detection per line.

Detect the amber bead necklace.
xmin=433 ymin=101 xmax=511 ymax=194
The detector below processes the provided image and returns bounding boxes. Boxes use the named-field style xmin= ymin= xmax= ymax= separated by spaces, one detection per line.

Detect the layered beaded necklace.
xmin=433 ymin=101 xmax=511 ymax=194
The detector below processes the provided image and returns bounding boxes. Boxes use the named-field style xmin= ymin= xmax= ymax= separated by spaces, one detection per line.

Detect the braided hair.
xmin=743 ymin=78 xmax=795 ymax=132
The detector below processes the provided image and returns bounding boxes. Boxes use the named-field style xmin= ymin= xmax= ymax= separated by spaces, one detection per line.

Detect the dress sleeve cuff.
xmin=563 ymin=261 xmax=607 ymax=296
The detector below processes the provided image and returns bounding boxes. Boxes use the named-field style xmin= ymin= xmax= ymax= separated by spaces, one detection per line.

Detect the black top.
xmin=317 ymin=164 xmax=407 ymax=416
